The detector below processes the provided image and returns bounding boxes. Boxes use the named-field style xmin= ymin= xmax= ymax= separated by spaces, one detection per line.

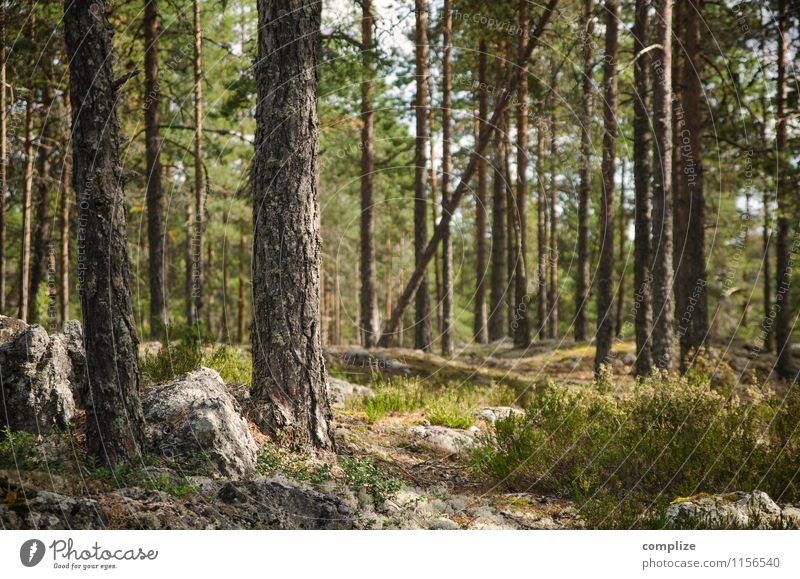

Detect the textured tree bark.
xmin=512 ymin=0 xmax=531 ymax=348
xmin=674 ymin=0 xmax=707 ymax=371
xmin=575 ymin=0 xmax=593 ymax=342
xmin=632 ymin=0 xmax=653 ymax=376
xmin=376 ymin=0 xmax=558 ymax=346
xmin=59 ymin=90 xmax=71 ymax=323
xmin=145 ymin=0 xmax=167 ymax=337
xmin=0 ymin=3 xmax=5 ymax=314
xmin=20 ymin=83 xmax=34 ymax=321
xmin=64 ymin=0 xmax=146 ymax=466
xmin=29 ymin=82 xmax=53 ymax=323
xmin=488 ymin=101 xmax=508 ymax=342
xmin=650 ymin=0 xmax=675 ymax=371
xmin=473 ymin=37 xmax=488 ymax=344
xmin=614 ymin=161 xmax=626 ymax=338
xmin=536 ymin=115 xmax=547 ymax=340
xmin=250 ymin=0 xmax=332 ymax=449
xmin=192 ymin=0 xmax=204 ymax=325
xmin=440 ymin=0 xmax=454 ymax=357
xmin=359 ymin=0 xmax=379 ymax=348
xmin=593 ymin=0 xmax=617 ymax=375
xmin=774 ymin=0 xmax=794 ymax=380
xmin=413 ymin=0 xmax=432 ymax=352
xmin=548 ymin=114 xmax=558 ymax=340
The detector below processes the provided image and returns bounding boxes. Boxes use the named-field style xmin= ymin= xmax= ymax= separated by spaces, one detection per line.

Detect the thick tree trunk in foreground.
xmin=575 ymin=0 xmax=593 ymax=342
xmin=145 ymin=0 xmax=167 ymax=337
xmin=376 ymin=0 xmax=558 ymax=346
xmin=440 ymin=0 xmax=454 ymax=357
xmin=359 ymin=0 xmax=378 ymax=348
xmin=64 ymin=0 xmax=146 ymax=466
xmin=594 ymin=0 xmax=617 ymax=375
xmin=512 ymin=0 xmax=531 ymax=348
xmin=473 ymin=38 xmax=488 ymax=344
xmin=192 ymin=0 xmax=204 ymax=325
xmin=650 ymin=0 xmax=675 ymax=371
xmin=674 ymin=0 xmax=707 ymax=371
xmin=251 ymin=0 xmax=332 ymax=449
xmin=774 ymin=0 xmax=794 ymax=380
xmin=413 ymin=0 xmax=432 ymax=352
xmin=632 ymin=0 xmax=653 ymax=376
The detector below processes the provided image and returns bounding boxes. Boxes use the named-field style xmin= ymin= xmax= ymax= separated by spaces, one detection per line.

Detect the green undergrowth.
xmin=140 ymin=342 xmax=252 ymax=386
xmin=469 ymin=363 xmax=800 ymax=529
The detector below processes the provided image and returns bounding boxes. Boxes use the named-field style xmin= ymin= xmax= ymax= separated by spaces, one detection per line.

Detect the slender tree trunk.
xmin=220 ymin=192 xmax=230 ymax=337
xmin=512 ymin=0 xmax=531 ymax=348
xmin=237 ymin=230 xmax=245 ymax=344
xmin=615 ymin=161 xmax=626 ymax=338
xmin=575 ymin=0 xmax=593 ymax=342
xmin=59 ymin=90 xmax=71 ymax=323
xmin=359 ymin=0 xmax=378 ymax=348
xmin=29 ymin=82 xmax=53 ymax=323
xmin=429 ymin=96 xmax=442 ymax=335
xmin=192 ymin=0 xmax=204 ymax=325
xmin=473 ymin=37 xmax=489 ymax=344
xmin=413 ymin=0 xmax=432 ymax=352
xmin=650 ymin=0 xmax=675 ymax=371
xmin=548 ymin=114 xmax=558 ymax=340
xmin=504 ymin=102 xmax=515 ymax=336
xmin=206 ymin=240 xmax=214 ymax=334
xmin=251 ymin=0 xmax=332 ymax=449
xmin=64 ymin=0 xmax=146 ymax=465
xmin=0 ymin=5 xmax=6 ymax=314
xmin=593 ymin=0 xmax=617 ymax=375
xmin=632 ymin=0 xmax=653 ymax=375
xmin=536 ymin=115 xmax=547 ymax=339
xmin=440 ymin=0 xmax=454 ymax=356
xmin=763 ymin=193 xmax=772 ymax=351
xmin=20 ymin=84 xmax=34 ymax=321
xmin=145 ymin=0 xmax=167 ymax=337
xmin=488 ymin=115 xmax=508 ymax=342
xmin=774 ymin=0 xmax=793 ymax=379
xmin=377 ymin=0 xmax=559 ymax=346
xmin=185 ymin=200 xmax=194 ymax=324
xmin=674 ymin=0 xmax=707 ymax=371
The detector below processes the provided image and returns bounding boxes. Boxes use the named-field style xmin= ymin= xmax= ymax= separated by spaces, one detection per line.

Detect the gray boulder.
xmin=328 ymin=377 xmax=375 ymax=409
xmin=142 ymin=367 xmax=258 ymax=478
xmin=475 ymin=406 xmax=524 ymax=423
xmin=0 ymin=319 xmax=78 ymax=432
xmin=665 ymin=491 xmax=782 ymax=527
xmin=408 ymin=425 xmax=476 ymax=454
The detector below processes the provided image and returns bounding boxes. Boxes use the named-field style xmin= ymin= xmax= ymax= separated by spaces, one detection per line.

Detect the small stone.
xmin=427 ymin=517 xmax=459 ymax=530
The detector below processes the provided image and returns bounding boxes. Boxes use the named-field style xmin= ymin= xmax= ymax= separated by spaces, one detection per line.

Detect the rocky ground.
xmin=2 ymin=316 xmax=799 ymax=530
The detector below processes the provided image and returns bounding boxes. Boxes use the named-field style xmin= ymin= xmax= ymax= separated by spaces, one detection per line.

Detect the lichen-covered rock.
xmin=142 ymin=367 xmax=258 ymax=478
xmin=54 ymin=320 xmax=88 ymax=405
xmin=328 ymin=377 xmax=375 ymax=409
xmin=475 ymin=406 xmax=524 ymax=423
xmin=408 ymin=425 xmax=476 ymax=454
xmin=666 ymin=491 xmax=782 ymax=527
xmin=0 ymin=321 xmax=77 ymax=432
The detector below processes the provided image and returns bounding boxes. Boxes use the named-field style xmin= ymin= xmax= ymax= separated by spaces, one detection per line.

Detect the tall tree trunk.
xmin=0 ymin=4 xmax=6 ymax=314
xmin=237 ymin=230 xmax=245 ymax=344
xmin=377 ymin=0 xmax=559 ymax=346
xmin=512 ymin=0 xmax=531 ymax=348
xmin=413 ymin=0 xmax=432 ymax=352
xmin=615 ymin=160 xmax=626 ymax=337
xmin=185 ymin=200 xmax=194 ymax=324
xmin=64 ymin=0 xmax=146 ymax=465
xmin=504 ymin=102 xmax=515 ymax=336
xmin=575 ymin=0 xmax=593 ymax=342
xmin=473 ymin=37 xmax=488 ymax=344
xmin=20 ymin=82 xmax=34 ymax=321
xmin=650 ymin=0 xmax=675 ymax=371
xmin=192 ymin=0 xmax=204 ymax=325
xmin=536 ymin=115 xmax=547 ymax=339
xmin=359 ymin=0 xmax=378 ymax=348
xmin=548 ymin=114 xmax=558 ymax=340
xmin=59 ymin=90 xmax=71 ymax=323
xmin=429 ymin=95 xmax=442 ymax=335
xmin=29 ymin=82 xmax=53 ymax=323
xmin=488 ymin=115 xmax=508 ymax=342
xmin=593 ymin=0 xmax=617 ymax=375
xmin=440 ymin=0 xmax=454 ymax=356
xmin=774 ymin=0 xmax=793 ymax=379
xmin=145 ymin=0 xmax=167 ymax=337
xmin=632 ymin=0 xmax=653 ymax=375
xmin=251 ymin=0 xmax=332 ymax=448
xmin=674 ymin=0 xmax=707 ymax=371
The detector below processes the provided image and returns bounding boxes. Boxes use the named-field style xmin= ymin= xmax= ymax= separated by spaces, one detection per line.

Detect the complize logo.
xmin=20 ymin=539 xmax=46 ymax=567
xmin=19 ymin=538 xmax=159 ymax=571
